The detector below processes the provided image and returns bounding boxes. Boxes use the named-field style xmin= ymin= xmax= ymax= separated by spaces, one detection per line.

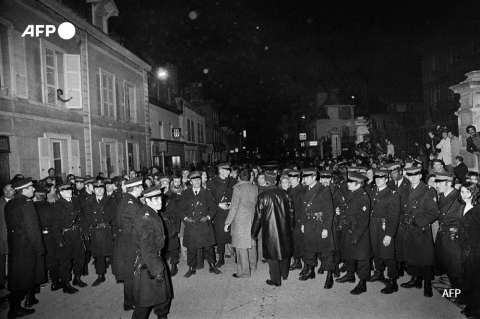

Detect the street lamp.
xmin=157 ymin=67 xmax=168 ymax=80
xmin=301 ymin=114 xmax=306 ymax=119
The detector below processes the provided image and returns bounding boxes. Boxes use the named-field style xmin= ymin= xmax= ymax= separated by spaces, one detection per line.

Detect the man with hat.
xmin=335 ymin=172 xmax=372 ymax=295
xmin=84 ymin=180 xmax=117 ymax=287
xmin=113 ymin=176 xmax=144 ymax=311
xmin=368 ymin=170 xmax=401 ymax=294
xmin=132 ymin=186 xmax=172 ymax=319
xmin=4 ymin=178 xmax=46 ymax=318
xmin=159 ymin=175 xmax=181 ymax=277
xmin=52 ymin=182 xmax=88 ymax=294
xmin=434 ymin=172 xmax=465 ymax=304
xmin=298 ymin=168 xmax=336 ymax=289
xmin=33 ymin=186 xmax=62 ymax=293
xmin=398 ymin=166 xmax=438 ymax=298
xmin=287 ymin=169 xmax=304 ymax=272
xmin=386 ymin=162 xmax=411 ymax=277
xmin=77 ymin=177 xmax=95 ymax=276
xmin=74 ymin=176 xmax=85 ymax=197
xmin=178 ymin=171 xmax=221 ymax=277
xmin=251 ymin=171 xmax=295 ymax=287
xmin=206 ymin=163 xmax=237 ymax=268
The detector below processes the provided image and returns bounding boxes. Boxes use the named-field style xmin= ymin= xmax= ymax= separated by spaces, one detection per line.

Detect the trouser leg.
xmin=73 ymin=239 xmax=86 ymax=277
xmin=59 ymin=258 xmax=73 ymax=282
xmin=48 ymin=264 xmax=61 ymax=281
xmin=248 ymin=246 xmax=257 ymax=271
xmin=217 ymin=243 xmax=225 ymax=255
xmin=373 ymin=257 xmax=385 ymax=272
xmin=236 ymin=248 xmax=250 ymax=277
xmin=132 ymin=306 xmax=152 ymax=319
xmin=319 ymin=252 xmax=335 ymax=271
xmin=167 ymin=249 xmax=180 ymax=265
xmin=303 ymin=252 xmax=318 ymax=267
xmin=385 ymin=258 xmax=398 ymax=279
xmin=333 ymin=250 xmax=342 ymax=265
xmin=203 ymin=246 xmax=216 ymax=264
xmin=357 ymin=259 xmax=371 ymax=280
xmin=346 ymin=259 xmax=357 ymax=274
xmin=186 ymin=247 xmax=198 ymax=268
xmin=123 ymin=277 xmax=134 ymax=307
xmin=9 ymin=290 xmax=27 ymax=304
xmin=0 ymin=254 xmax=6 ymax=287
xmin=267 ymin=259 xmax=281 ymax=283
xmin=153 ymin=298 xmax=171 ymax=317
xmin=279 ymin=258 xmax=290 ymax=280
xmin=95 ymin=256 xmax=106 ymax=275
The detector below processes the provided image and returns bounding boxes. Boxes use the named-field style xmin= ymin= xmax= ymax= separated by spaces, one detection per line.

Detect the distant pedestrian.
xmin=436 ymin=131 xmax=453 ymax=173
xmin=448 ymin=130 xmax=460 ymax=164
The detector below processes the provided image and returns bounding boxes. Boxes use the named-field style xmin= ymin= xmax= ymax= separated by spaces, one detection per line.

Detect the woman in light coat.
xmin=224 ymin=168 xmax=258 ymax=278
xmin=437 ymin=131 xmax=452 ymax=169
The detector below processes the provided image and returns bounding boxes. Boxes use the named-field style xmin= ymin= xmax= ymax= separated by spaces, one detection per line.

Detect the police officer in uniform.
xmin=84 ymin=180 xmax=117 ymax=286
xmin=299 ymin=168 xmax=335 ymax=289
xmin=434 ymin=173 xmax=465 ymax=304
xmin=52 ymin=183 xmax=88 ymax=294
xmin=288 ymin=169 xmax=304 ymax=272
xmin=368 ymin=170 xmax=401 ymax=294
xmin=206 ymin=163 xmax=236 ymax=268
xmin=398 ymin=167 xmax=438 ymax=298
xmin=77 ymin=177 xmax=95 ymax=276
xmin=132 ymin=186 xmax=172 ymax=319
xmin=159 ymin=175 xmax=181 ymax=277
xmin=33 ymin=187 xmax=62 ymax=292
xmin=178 ymin=171 xmax=221 ymax=277
xmin=113 ymin=176 xmax=144 ymax=311
xmin=335 ymin=172 xmax=372 ymax=295
xmin=5 ymin=178 xmax=46 ymax=318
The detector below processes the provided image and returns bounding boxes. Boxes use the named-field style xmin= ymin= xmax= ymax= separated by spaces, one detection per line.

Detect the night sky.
xmin=109 ymin=0 xmax=480 ymax=153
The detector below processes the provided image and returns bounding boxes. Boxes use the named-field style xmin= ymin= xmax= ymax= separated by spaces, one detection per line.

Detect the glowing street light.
xmin=157 ymin=68 xmax=168 ymax=80
xmin=301 ymin=114 xmax=306 ymax=119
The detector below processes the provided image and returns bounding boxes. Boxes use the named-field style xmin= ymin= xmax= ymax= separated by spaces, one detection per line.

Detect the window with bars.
xmin=124 ymin=82 xmax=135 ymax=121
xmin=100 ymin=69 xmax=115 ymax=118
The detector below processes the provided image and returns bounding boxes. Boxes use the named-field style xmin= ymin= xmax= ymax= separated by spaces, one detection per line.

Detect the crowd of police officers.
xmin=1 ymin=159 xmax=478 ymax=318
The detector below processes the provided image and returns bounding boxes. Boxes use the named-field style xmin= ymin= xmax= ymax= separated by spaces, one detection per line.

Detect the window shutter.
xmin=12 ymin=30 xmax=27 ymax=98
xmin=44 ymin=48 xmax=56 ymax=105
xmin=99 ymin=141 xmax=106 ymax=174
xmin=64 ymin=54 xmax=82 ymax=109
xmin=38 ymin=137 xmax=50 ymax=179
xmin=117 ymin=142 xmax=124 ymax=171
xmin=70 ymin=139 xmax=80 ymax=175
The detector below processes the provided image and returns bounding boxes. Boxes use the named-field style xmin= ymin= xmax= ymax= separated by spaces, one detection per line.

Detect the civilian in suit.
xmin=453 ymin=156 xmax=468 ymax=184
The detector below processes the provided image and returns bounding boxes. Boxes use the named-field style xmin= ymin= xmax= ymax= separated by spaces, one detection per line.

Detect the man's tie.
xmin=194 ymin=190 xmax=198 ymax=196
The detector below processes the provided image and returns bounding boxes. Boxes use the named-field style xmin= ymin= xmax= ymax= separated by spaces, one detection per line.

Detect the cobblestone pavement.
xmin=0 ymin=257 xmax=464 ymax=319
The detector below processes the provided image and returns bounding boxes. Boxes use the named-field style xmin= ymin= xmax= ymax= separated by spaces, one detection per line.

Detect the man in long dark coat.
xmin=5 ymin=178 xmax=46 ymax=317
xmin=84 ymin=180 xmax=117 ymax=286
xmin=299 ymin=168 xmax=336 ymax=289
xmin=398 ymin=166 xmax=438 ymax=298
xmin=287 ymin=170 xmax=304 ymax=272
xmin=77 ymin=178 xmax=95 ymax=276
xmin=206 ymin=163 xmax=235 ymax=268
xmin=113 ymin=176 xmax=143 ymax=311
xmin=368 ymin=170 xmax=401 ymax=294
xmin=335 ymin=172 xmax=372 ymax=295
xmin=132 ymin=186 xmax=172 ymax=319
xmin=251 ymin=171 xmax=295 ymax=287
xmin=178 ymin=171 xmax=221 ymax=277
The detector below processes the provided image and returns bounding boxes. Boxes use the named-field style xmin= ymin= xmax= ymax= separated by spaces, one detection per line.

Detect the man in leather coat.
xmin=288 ymin=170 xmax=304 ymax=273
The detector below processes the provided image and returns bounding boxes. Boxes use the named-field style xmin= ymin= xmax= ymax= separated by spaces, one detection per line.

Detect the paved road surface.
xmin=0 ymin=257 xmax=464 ymax=319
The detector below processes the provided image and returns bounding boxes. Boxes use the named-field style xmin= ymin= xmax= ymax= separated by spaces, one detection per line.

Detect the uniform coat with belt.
xmin=207 ymin=176 xmax=236 ymax=245
xmin=113 ymin=193 xmax=143 ymax=281
xmin=5 ymin=194 xmax=46 ymax=291
xmin=388 ymin=177 xmax=411 ymax=261
xmin=35 ymin=200 xmax=58 ymax=271
xmin=177 ymin=187 xmax=217 ymax=248
xmin=288 ymin=183 xmax=304 ymax=255
xmin=300 ymin=182 xmax=335 ymax=253
xmin=331 ymin=181 xmax=349 ymax=254
xmin=369 ymin=186 xmax=400 ymax=259
xmin=399 ymin=181 xmax=438 ymax=266
xmin=340 ymin=188 xmax=372 ymax=261
xmin=160 ymin=189 xmax=181 ymax=252
xmin=85 ymin=195 xmax=117 ymax=257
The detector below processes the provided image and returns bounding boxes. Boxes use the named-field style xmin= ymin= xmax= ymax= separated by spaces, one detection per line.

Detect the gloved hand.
xmin=112 ymin=234 xmax=117 ymax=241
xmin=199 ymin=216 xmax=209 ymax=223
xmin=184 ymin=217 xmax=195 ymax=224
xmin=155 ymin=272 xmax=165 ymax=283
xmin=349 ymin=237 xmax=358 ymax=245
xmin=58 ymin=241 xmax=66 ymax=250
xmin=251 ymin=234 xmax=258 ymax=241
xmin=170 ymin=231 xmax=178 ymax=238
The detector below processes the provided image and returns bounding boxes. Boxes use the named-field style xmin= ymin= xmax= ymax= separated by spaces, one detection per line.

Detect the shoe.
xmin=62 ymin=281 xmax=79 ymax=294
xmin=265 ymin=279 xmax=281 ymax=287
xmin=299 ymin=263 xmax=309 ymax=277
xmin=289 ymin=258 xmax=302 ymax=270
xmin=170 ymin=264 xmax=178 ymax=277
xmin=7 ymin=303 xmax=35 ymax=318
xmin=92 ymin=274 xmax=106 ymax=287
xmin=123 ymin=305 xmax=135 ymax=311
xmin=381 ymin=279 xmax=399 ymax=294
xmin=184 ymin=267 xmax=196 ymax=278
xmin=336 ymin=272 xmax=355 ymax=283
xmin=350 ymin=280 xmax=367 ymax=295
xmin=72 ymin=276 xmax=88 ymax=288
xmin=324 ymin=271 xmax=334 ymax=289
xmin=368 ymin=270 xmax=385 ymax=282
xmin=339 ymin=263 xmax=347 ymax=273
xmin=51 ymin=280 xmax=64 ymax=291
xmin=400 ymin=276 xmax=422 ymax=289
xmin=334 ymin=265 xmax=340 ymax=278
xmin=299 ymin=266 xmax=315 ymax=281
xmin=209 ymin=263 xmax=222 ymax=275
xmin=216 ymin=254 xmax=225 ymax=268
xmin=24 ymin=288 xmax=39 ymax=308
xmin=423 ymin=280 xmax=433 ymax=297
xmin=317 ymin=264 xmax=325 ymax=275
xmin=157 ymin=315 xmax=168 ymax=319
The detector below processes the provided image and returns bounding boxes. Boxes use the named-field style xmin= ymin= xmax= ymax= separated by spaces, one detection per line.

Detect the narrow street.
xmin=0 ymin=258 xmax=462 ymax=319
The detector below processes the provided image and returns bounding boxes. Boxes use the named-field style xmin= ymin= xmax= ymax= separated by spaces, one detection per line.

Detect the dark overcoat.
xmin=5 ymin=194 xmax=46 ymax=291
xmin=399 ymin=181 xmax=438 ymax=266
xmin=85 ymin=195 xmax=117 ymax=257
xmin=331 ymin=181 xmax=349 ymax=253
xmin=0 ymin=196 xmax=8 ymax=255
xmin=340 ymin=188 xmax=372 ymax=260
xmin=459 ymin=204 xmax=480 ymax=289
xmin=178 ymin=187 xmax=217 ymax=248
xmin=113 ymin=193 xmax=143 ymax=281
xmin=159 ymin=189 xmax=181 ymax=251
xmin=251 ymin=186 xmax=295 ymax=260
xmin=435 ymin=189 xmax=462 ymax=278
xmin=388 ymin=177 xmax=411 ymax=261
xmin=35 ymin=199 xmax=58 ymax=268
xmin=369 ymin=186 xmax=400 ymax=259
xmin=133 ymin=205 xmax=172 ymax=307
xmin=207 ymin=176 xmax=236 ymax=244
xmin=289 ymin=183 xmax=304 ymax=253
xmin=300 ymin=182 xmax=335 ymax=253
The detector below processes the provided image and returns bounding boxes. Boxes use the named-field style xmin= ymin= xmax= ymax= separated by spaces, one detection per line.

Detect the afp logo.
xmin=22 ymin=22 xmax=76 ymax=40
xmin=442 ymin=288 xmax=461 ymax=298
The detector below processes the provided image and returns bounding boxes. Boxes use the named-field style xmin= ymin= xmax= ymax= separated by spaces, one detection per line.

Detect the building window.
xmin=338 ymin=107 xmax=351 ymax=120
xmin=159 ymin=121 xmax=164 ymax=139
xmin=100 ymin=69 xmax=115 ymax=118
xmin=13 ymin=30 xmax=27 ymax=99
xmin=52 ymin=141 xmax=62 ymax=174
xmin=169 ymin=123 xmax=173 ymax=139
xmin=433 ymin=86 xmax=442 ymax=106
xmin=124 ymin=82 xmax=136 ymax=121
xmin=0 ymin=23 xmax=12 ymax=96
xmin=198 ymin=123 xmax=201 ymax=143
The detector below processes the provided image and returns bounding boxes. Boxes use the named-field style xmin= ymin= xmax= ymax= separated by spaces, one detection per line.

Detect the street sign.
xmin=299 ymin=133 xmax=307 ymax=141
xmin=307 ymin=141 xmax=318 ymax=147
xmin=172 ymin=128 xmax=182 ymax=138
xmin=158 ymin=141 xmax=168 ymax=152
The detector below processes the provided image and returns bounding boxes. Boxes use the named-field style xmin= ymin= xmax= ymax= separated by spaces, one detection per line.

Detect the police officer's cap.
xmin=145 ymin=175 xmax=154 ymax=181
xmin=288 ymin=169 xmax=301 ymax=178
xmin=319 ymin=170 xmax=333 ymax=178
xmin=373 ymin=170 xmax=389 ymax=178
xmin=92 ymin=180 xmax=105 ymax=188
xmin=405 ymin=167 xmax=422 ymax=176
xmin=124 ymin=176 xmax=143 ymax=187
xmin=386 ymin=163 xmax=401 ymax=171
xmin=188 ymin=171 xmax=202 ymax=179
xmin=347 ymin=166 xmax=360 ymax=172
xmin=218 ymin=163 xmax=231 ymax=170
xmin=34 ymin=186 xmax=48 ymax=195
xmin=435 ymin=172 xmax=454 ymax=182
xmin=141 ymin=185 xmax=164 ymax=198
xmin=12 ymin=177 xmax=33 ymax=190
xmin=58 ymin=183 xmax=74 ymax=191
xmin=67 ymin=174 xmax=75 ymax=182
xmin=347 ymin=172 xmax=368 ymax=182
xmin=84 ymin=178 xmax=96 ymax=185
xmin=356 ymin=166 xmax=367 ymax=173
xmin=181 ymin=167 xmax=190 ymax=172
xmin=302 ymin=168 xmax=317 ymax=177
xmin=75 ymin=176 xmax=85 ymax=183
